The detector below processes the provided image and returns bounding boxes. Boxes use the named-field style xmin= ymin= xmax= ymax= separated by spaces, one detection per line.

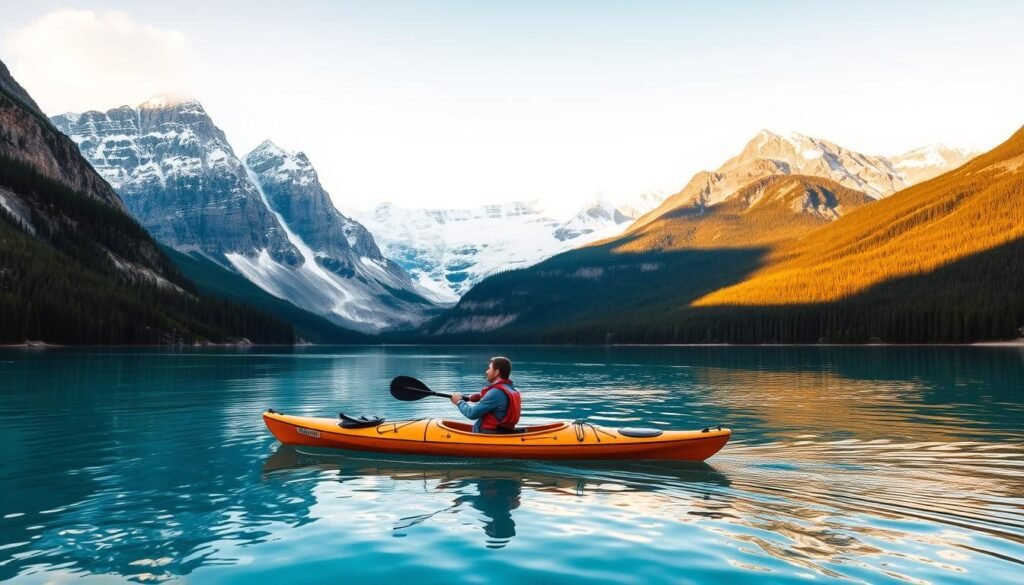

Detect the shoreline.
xmin=2 ymin=340 xmax=1023 ymax=349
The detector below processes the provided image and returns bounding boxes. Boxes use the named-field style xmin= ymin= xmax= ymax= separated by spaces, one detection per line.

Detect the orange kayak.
xmin=263 ymin=410 xmax=730 ymax=461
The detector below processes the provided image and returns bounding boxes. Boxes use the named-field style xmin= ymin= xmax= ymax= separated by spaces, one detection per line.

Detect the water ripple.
xmin=0 ymin=346 xmax=1022 ymax=583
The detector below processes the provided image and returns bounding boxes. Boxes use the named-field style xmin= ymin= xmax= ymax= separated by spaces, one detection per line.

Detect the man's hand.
xmin=450 ymin=392 xmax=463 ymax=405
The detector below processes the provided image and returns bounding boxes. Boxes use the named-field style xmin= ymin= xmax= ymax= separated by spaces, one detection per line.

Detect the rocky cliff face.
xmin=51 ymin=99 xmax=439 ymax=332
xmin=0 ymin=63 xmax=126 ymax=212
xmin=240 ymin=140 xmax=441 ymax=329
xmin=51 ymin=97 xmax=300 ymax=264
xmin=245 ymin=140 xmax=384 ymax=267
xmin=0 ymin=60 xmax=42 ymax=115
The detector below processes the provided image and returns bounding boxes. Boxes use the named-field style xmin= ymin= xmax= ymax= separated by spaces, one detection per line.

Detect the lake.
xmin=1 ymin=346 xmax=1022 ymax=584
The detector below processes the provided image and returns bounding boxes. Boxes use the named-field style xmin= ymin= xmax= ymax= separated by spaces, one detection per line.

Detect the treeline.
xmin=541 ymin=237 xmax=1024 ymax=344
xmin=0 ymin=155 xmax=295 ymax=344
xmin=416 ymin=234 xmax=1024 ymax=345
xmin=0 ymin=153 xmax=182 ymax=282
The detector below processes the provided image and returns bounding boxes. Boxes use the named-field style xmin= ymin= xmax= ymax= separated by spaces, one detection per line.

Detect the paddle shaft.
xmin=404 ymin=386 xmax=454 ymax=399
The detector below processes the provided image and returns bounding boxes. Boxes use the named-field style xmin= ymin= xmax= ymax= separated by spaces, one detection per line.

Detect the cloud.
xmin=4 ymin=9 xmax=192 ymax=115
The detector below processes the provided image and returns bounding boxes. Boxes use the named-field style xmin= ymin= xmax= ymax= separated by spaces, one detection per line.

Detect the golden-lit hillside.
xmin=694 ymin=126 xmax=1024 ymax=307
xmin=609 ymin=175 xmax=874 ymax=253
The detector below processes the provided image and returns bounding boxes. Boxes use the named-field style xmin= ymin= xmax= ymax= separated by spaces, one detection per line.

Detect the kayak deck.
xmin=263 ymin=410 xmax=730 ymax=461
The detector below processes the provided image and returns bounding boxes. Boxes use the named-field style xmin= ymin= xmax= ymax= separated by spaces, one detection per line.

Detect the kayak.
xmin=262 ymin=409 xmax=731 ymax=461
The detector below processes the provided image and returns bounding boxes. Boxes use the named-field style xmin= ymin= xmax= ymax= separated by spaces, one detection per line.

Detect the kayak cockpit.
xmin=437 ymin=420 xmax=568 ymax=435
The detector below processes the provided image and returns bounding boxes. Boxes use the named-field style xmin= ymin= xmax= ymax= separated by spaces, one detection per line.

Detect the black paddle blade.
xmin=390 ymin=376 xmax=435 ymax=401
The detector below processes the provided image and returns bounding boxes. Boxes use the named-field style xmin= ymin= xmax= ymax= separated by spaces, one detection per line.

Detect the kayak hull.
xmin=263 ymin=411 xmax=730 ymax=461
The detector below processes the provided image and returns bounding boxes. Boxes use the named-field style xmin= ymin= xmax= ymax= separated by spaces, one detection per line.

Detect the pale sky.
xmin=2 ymin=1 xmax=1022 ymax=218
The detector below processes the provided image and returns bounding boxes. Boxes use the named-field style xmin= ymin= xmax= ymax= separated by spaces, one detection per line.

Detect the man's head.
xmin=486 ymin=356 xmax=512 ymax=382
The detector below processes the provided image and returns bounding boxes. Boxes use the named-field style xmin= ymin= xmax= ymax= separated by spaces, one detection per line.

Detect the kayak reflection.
xmin=262 ymin=445 xmax=731 ymax=549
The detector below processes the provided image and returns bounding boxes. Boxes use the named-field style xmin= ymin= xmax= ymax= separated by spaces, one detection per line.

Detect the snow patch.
xmin=0 ymin=190 xmax=35 ymax=234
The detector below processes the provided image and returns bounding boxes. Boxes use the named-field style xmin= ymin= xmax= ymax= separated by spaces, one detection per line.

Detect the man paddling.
xmin=450 ymin=356 xmax=522 ymax=434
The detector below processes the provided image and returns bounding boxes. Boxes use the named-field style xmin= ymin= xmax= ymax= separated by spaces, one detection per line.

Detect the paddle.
xmin=390 ymin=375 xmax=455 ymax=401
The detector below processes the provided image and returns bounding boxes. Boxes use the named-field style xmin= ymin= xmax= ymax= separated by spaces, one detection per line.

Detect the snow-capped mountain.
xmin=554 ymin=198 xmax=633 ymax=241
xmin=241 ymin=140 xmax=446 ymax=325
xmin=632 ymin=129 xmax=978 ymax=230
xmin=889 ymin=144 xmax=978 ymax=185
xmin=52 ymin=97 xmax=438 ymax=332
xmin=51 ymin=96 xmax=300 ymax=263
xmin=357 ymin=197 xmax=647 ymax=300
xmin=616 ymin=189 xmax=669 ymax=220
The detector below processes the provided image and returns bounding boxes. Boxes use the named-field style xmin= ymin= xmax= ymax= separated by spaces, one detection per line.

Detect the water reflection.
xmin=261 ymin=445 xmax=732 ymax=550
xmin=1 ymin=346 xmax=1022 ymax=584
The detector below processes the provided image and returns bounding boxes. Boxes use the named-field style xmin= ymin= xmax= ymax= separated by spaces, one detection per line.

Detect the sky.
xmin=2 ymin=1 xmax=1022 ymax=218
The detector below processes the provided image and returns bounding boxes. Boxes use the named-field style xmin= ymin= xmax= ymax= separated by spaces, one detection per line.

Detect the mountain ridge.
xmin=630 ymin=129 xmax=978 ymax=232
xmin=52 ymin=99 xmax=440 ymax=332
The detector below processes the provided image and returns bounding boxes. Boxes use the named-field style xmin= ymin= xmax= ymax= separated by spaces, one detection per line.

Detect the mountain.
xmin=889 ymin=143 xmax=977 ymax=185
xmin=417 ymin=175 xmax=874 ymax=339
xmin=0 ymin=59 xmax=294 ymax=344
xmin=415 ymin=127 xmax=1023 ymax=344
xmin=0 ymin=59 xmax=42 ymax=116
xmin=51 ymin=97 xmax=300 ymax=263
xmin=240 ymin=140 xmax=442 ymax=329
xmin=161 ymin=245 xmax=368 ymax=343
xmin=631 ymin=130 xmax=977 ymax=230
xmin=613 ymin=175 xmax=875 ymax=253
xmin=691 ymin=127 xmax=1024 ymax=314
xmin=554 ymin=198 xmax=634 ymax=241
xmin=52 ymin=99 xmax=437 ymax=332
xmin=358 ymin=197 xmax=651 ymax=301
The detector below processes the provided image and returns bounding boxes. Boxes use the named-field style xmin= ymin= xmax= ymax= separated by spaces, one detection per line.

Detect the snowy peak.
xmin=372 ymin=200 xmax=551 ymax=227
xmin=245 ymin=140 xmax=316 ymax=186
xmin=554 ymin=198 xmax=633 ymax=241
xmin=359 ymin=196 xmax=647 ymax=300
xmin=631 ymin=129 xmax=976 ymax=231
xmin=890 ymin=143 xmax=979 ymax=184
xmin=51 ymin=99 xmax=299 ymax=264
xmin=744 ymin=130 xmax=838 ymax=163
xmin=242 ymin=141 xmax=446 ymax=320
xmin=616 ymin=189 xmax=669 ymax=219
xmin=728 ymin=128 xmax=900 ymax=199
xmin=51 ymin=96 xmax=242 ymax=191
xmin=139 ymin=93 xmax=201 ymax=110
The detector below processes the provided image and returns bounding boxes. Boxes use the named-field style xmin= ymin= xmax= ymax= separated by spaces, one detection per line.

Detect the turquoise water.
xmin=1 ymin=346 xmax=1022 ymax=584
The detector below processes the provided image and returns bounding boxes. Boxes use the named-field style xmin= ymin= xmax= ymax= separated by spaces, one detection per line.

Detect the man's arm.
xmin=455 ymin=390 xmax=505 ymax=420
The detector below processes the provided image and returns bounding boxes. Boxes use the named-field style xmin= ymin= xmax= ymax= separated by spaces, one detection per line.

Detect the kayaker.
xmin=450 ymin=357 xmax=522 ymax=434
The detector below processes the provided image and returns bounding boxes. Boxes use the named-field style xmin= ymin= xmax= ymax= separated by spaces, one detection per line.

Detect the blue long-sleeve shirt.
xmin=457 ymin=382 xmax=513 ymax=433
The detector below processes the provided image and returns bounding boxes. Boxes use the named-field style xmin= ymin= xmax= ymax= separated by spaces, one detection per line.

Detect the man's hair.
xmin=489 ymin=356 xmax=512 ymax=379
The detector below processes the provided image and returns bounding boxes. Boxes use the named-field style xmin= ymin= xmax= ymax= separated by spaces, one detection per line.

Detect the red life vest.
xmin=475 ymin=379 xmax=521 ymax=431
